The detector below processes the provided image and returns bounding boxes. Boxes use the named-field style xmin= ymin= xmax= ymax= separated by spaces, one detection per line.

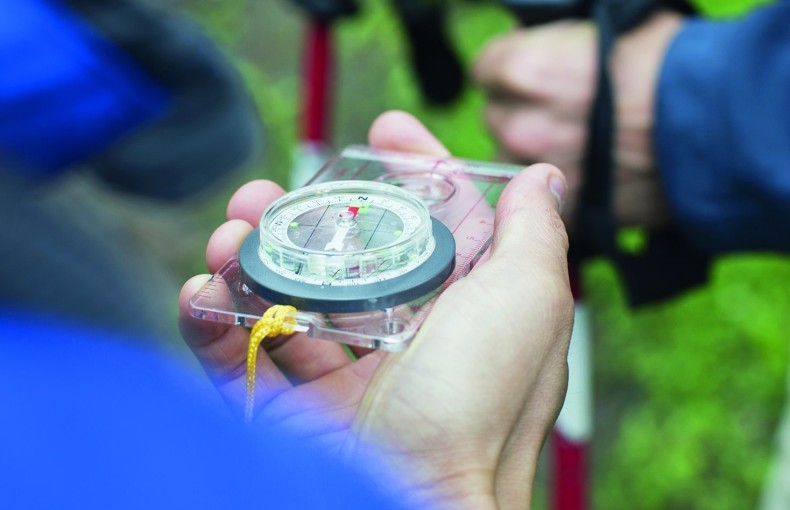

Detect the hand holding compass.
xmin=178 ymin=111 xmax=573 ymax=509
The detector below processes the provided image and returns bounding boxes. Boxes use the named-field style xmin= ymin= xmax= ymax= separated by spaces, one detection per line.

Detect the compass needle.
xmin=324 ymin=225 xmax=351 ymax=251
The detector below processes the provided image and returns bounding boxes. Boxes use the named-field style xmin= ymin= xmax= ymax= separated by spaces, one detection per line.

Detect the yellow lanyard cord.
xmin=245 ymin=305 xmax=297 ymax=424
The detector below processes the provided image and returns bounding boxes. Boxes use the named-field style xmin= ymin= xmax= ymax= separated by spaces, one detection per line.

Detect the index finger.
xmin=226 ymin=179 xmax=286 ymax=226
xmin=207 ymin=180 xmax=285 ymax=273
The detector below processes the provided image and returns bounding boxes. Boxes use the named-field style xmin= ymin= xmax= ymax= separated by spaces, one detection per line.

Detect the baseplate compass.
xmin=189 ymin=146 xmax=524 ymax=351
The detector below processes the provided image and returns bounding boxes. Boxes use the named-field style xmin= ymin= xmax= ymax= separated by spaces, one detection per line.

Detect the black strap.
xmin=574 ymin=0 xmax=618 ymax=255
xmin=391 ymin=0 xmax=465 ymax=106
xmin=574 ymin=0 xmax=711 ymax=306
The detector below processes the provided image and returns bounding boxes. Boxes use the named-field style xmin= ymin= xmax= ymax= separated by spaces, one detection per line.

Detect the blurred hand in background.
xmin=474 ymin=11 xmax=684 ymax=230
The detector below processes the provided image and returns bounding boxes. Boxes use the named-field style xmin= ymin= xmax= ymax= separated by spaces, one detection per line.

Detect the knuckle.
xmin=497 ymin=123 xmax=544 ymax=162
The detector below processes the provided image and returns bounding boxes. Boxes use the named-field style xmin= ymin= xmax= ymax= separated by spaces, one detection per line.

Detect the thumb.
xmin=488 ymin=163 xmax=569 ymax=282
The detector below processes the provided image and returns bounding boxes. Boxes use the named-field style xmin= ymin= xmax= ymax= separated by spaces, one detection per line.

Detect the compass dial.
xmin=238 ymin=180 xmax=456 ymax=312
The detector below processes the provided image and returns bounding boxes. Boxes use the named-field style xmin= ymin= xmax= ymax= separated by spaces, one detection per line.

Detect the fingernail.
xmin=549 ymin=175 xmax=566 ymax=212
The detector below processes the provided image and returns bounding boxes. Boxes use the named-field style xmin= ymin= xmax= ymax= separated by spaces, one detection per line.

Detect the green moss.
xmin=585 ymin=254 xmax=790 ymax=509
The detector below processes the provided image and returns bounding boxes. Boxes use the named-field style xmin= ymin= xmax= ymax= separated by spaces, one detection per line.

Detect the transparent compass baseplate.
xmin=189 ymin=146 xmax=523 ymax=351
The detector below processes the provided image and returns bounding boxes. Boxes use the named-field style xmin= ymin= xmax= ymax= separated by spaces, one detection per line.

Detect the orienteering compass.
xmin=189 ymin=145 xmax=522 ymax=351
xmin=238 ymin=180 xmax=456 ymax=313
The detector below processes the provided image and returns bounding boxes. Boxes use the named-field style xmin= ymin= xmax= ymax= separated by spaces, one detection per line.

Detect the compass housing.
xmin=239 ymin=180 xmax=456 ymax=312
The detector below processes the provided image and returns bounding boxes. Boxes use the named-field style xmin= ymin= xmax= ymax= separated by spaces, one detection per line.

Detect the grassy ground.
xmin=168 ymin=0 xmax=790 ymax=507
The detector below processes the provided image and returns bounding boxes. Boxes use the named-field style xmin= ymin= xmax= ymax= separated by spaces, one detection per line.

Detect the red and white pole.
xmin=291 ymin=18 xmax=334 ymax=189
xmin=552 ymin=269 xmax=592 ymax=510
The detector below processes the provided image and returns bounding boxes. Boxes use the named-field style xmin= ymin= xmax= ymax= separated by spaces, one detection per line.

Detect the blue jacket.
xmin=656 ymin=0 xmax=790 ymax=253
xmin=0 ymin=310 xmax=403 ymax=509
xmin=0 ymin=0 xmax=261 ymax=199
xmin=0 ymin=0 xmax=167 ymax=174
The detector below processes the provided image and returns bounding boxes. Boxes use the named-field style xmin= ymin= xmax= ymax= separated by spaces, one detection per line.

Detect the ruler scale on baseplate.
xmin=190 ymin=146 xmax=522 ymax=351
xmin=408 ymin=183 xmax=497 ymax=326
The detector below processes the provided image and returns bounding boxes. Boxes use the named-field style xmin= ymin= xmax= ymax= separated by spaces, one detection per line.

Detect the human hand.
xmin=178 ymin=111 xmax=573 ymax=510
xmin=474 ymin=12 xmax=684 ymax=228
